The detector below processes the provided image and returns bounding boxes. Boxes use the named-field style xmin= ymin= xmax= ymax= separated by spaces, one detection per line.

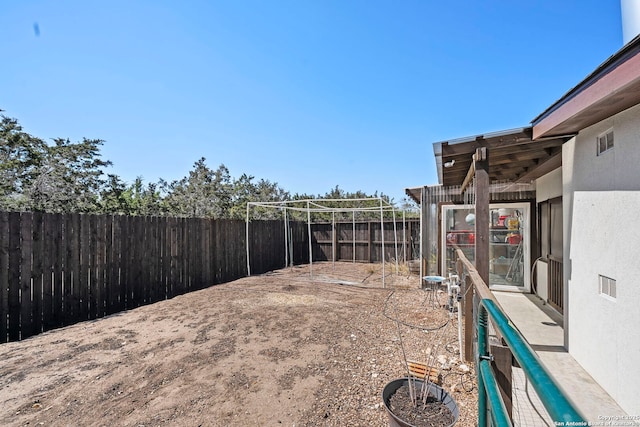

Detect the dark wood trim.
xmin=516 ymin=152 xmax=562 ymax=183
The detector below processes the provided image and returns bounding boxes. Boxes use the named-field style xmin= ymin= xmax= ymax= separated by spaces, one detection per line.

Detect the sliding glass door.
xmin=441 ymin=202 xmax=530 ymax=291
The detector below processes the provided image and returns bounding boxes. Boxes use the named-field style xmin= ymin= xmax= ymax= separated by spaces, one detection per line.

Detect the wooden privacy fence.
xmin=0 ymin=212 xmax=284 ymax=343
xmin=290 ymin=219 xmax=420 ymax=264
xmin=1 ymin=212 xmax=419 ymax=343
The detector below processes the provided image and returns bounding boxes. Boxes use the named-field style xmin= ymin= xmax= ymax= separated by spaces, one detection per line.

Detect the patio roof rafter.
xmin=434 ymin=127 xmax=573 ymax=187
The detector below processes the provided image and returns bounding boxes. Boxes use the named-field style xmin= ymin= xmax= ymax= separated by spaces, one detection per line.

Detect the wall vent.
xmin=599 ymin=275 xmax=617 ymax=300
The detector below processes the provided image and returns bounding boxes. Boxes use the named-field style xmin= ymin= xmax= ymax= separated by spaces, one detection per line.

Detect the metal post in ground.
xmin=392 ymin=208 xmax=399 ymax=275
xmin=283 ymin=207 xmax=288 ymax=269
xmin=332 ymin=211 xmax=335 ymax=272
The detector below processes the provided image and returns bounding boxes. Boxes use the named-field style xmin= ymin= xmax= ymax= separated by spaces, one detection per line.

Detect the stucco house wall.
xmin=564 ymin=102 xmax=640 ymax=414
xmin=536 ymin=168 xmax=562 ymax=203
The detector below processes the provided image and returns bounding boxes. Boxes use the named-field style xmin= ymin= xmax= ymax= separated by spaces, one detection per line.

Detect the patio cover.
xmin=432 ymin=127 xmax=572 ymax=188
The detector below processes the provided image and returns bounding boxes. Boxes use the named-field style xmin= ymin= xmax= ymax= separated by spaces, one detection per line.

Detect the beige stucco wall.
xmin=564 ymin=102 xmax=640 ymax=415
xmin=536 ymin=168 xmax=562 ymax=203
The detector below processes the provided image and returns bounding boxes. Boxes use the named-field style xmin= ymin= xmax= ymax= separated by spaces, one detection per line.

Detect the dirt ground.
xmin=0 ymin=262 xmax=477 ymax=427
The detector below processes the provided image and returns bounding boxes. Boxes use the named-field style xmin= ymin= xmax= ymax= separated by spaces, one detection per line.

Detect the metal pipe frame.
xmin=477 ymin=298 xmax=585 ymax=426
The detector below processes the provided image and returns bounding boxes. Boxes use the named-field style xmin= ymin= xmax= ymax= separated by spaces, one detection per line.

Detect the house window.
xmin=597 ymin=129 xmax=614 ymax=155
xmin=599 ymin=275 xmax=616 ymax=300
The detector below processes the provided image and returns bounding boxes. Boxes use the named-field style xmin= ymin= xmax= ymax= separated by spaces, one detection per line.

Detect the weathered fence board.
xmin=307 ymin=220 xmax=419 ymax=264
xmin=32 ymin=212 xmax=44 ymax=335
xmin=79 ymin=214 xmax=90 ymax=321
xmin=20 ymin=213 xmax=33 ymax=338
xmin=51 ymin=214 xmax=63 ymax=328
xmin=69 ymin=213 xmax=81 ymax=325
xmin=8 ymin=212 xmax=21 ymax=341
xmin=0 ymin=212 xmax=9 ymax=341
xmin=42 ymin=213 xmax=53 ymax=331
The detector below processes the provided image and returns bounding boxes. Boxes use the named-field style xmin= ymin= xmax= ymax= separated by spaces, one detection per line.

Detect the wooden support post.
xmin=367 ymin=221 xmax=372 ymax=263
xmin=407 ymin=219 xmax=412 ymax=262
xmin=333 ymin=218 xmax=339 ymax=262
xmin=464 ymin=274 xmax=474 ymax=362
xmin=475 ymin=147 xmax=490 ymax=285
xmin=490 ymin=343 xmax=513 ymax=420
xmin=421 ymin=186 xmax=429 ymax=278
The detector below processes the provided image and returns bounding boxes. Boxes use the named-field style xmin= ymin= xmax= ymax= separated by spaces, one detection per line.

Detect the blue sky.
xmin=1 ymin=1 xmax=624 ymax=204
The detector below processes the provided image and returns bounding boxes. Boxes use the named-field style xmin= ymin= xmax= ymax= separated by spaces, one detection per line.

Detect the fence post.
xmin=0 ymin=212 xmax=9 ymax=343
xmin=463 ymin=275 xmax=474 ymax=362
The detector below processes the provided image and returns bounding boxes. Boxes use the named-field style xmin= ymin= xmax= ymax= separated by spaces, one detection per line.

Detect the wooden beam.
xmin=475 ymin=147 xmax=490 ymax=285
xmin=460 ymin=160 xmax=476 ymax=195
xmin=441 ymin=141 xmax=483 ymax=157
xmin=440 ymin=131 xmax=531 ymax=157
xmin=490 ymin=148 xmax=559 ymax=166
xmin=367 ymin=221 xmax=372 ymax=262
xmin=464 ymin=270 xmax=474 ymax=362
xmin=456 ymin=249 xmax=499 ymax=303
xmin=421 ymin=186 xmax=429 ymax=276
xmin=460 ymin=145 xmax=487 ymax=194
xmin=516 ymin=151 xmax=562 ymax=183
xmin=441 ymin=139 xmax=562 ymax=166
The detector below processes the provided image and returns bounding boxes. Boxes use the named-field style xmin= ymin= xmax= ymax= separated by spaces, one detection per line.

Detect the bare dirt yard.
xmin=0 ymin=262 xmax=477 ymax=427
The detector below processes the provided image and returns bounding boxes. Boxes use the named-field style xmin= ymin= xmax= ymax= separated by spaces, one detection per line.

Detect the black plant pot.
xmin=382 ymin=378 xmax=459 ymax=427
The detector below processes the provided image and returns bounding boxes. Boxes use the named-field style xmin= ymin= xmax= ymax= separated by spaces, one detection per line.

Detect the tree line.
xmin=1 ymin=111 xmax=416 ymax=219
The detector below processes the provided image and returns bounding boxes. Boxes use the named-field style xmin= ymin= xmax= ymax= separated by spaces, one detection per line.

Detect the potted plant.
xmin=381 ymin=288 xmax=460 ymax=427
xmin=382 ymin=377 xmax=459 ymax=427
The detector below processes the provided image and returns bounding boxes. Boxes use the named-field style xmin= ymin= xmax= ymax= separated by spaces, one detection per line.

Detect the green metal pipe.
xmin=479 ymin=359 xmax=513 ymax=427
xmin=477 ymin=302 xmax=488 ymax=427
xmin=480 ymin=299 xmax=586 ymax=424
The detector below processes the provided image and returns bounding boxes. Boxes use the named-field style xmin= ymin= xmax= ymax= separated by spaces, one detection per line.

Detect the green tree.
xmin=290 ymin=185 xmax=398 ymax=221
xmin=100 ymin=175 xmax=164 ymax=215
xmin=161 ymin=158 xmax=233 ymax=218
xmin=26 ymin=138 xmax=111 ymax=213
xmin=229 ymin=174 xmax=289 ymax=219
xmin=2 ymin=112 xmax=405 ymax=218
xmin=127 ymin=178 xmax=164 ymax=216
xmin=0 ymin=113 xmax=46 ymax=210
xmin=100 ymin=174 xmax=131 ymax=214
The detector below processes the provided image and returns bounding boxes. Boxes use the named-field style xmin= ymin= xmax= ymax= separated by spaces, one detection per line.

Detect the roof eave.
xmin=532 ymin=34 xmax=640 ymax=138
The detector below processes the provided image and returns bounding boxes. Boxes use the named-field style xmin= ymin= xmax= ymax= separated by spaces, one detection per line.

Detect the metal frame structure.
xmin=246 ymin=197 xmax=401 ymax=287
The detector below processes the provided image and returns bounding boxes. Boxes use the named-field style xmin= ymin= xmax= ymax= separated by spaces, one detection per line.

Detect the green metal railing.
xmin=477 ymin=298 xmax=586 ymax=426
